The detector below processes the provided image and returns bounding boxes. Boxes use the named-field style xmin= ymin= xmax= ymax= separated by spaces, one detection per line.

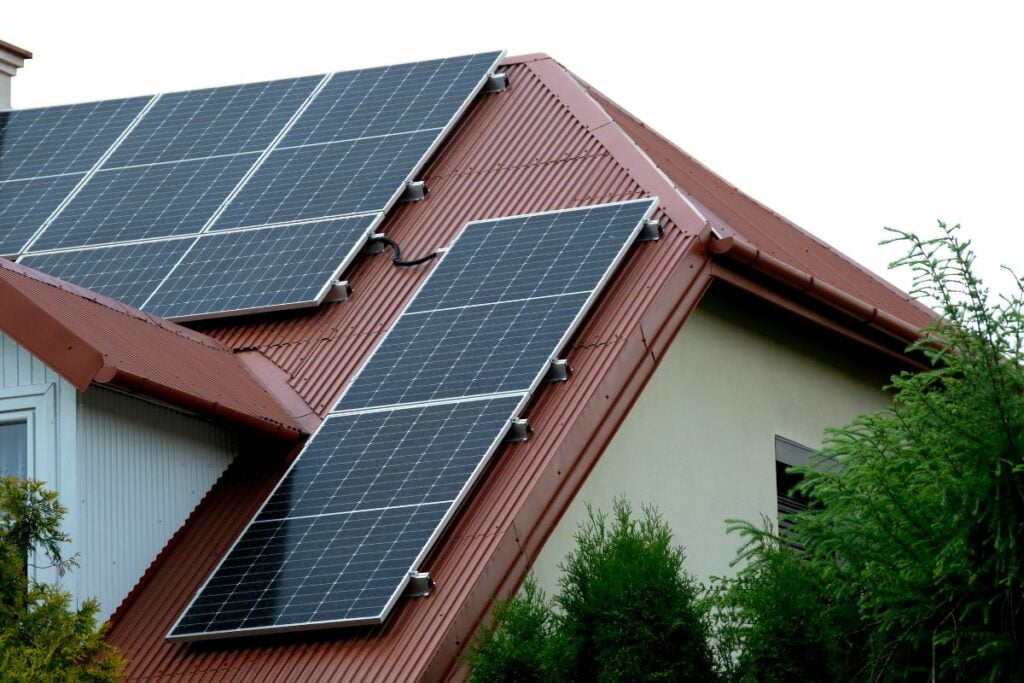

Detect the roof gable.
xmin=0 ymin=258 xmax=305 ymax=437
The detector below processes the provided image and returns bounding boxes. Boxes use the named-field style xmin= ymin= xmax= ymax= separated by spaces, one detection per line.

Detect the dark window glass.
xmin=0 ymin=421 xmax=28 ymax=478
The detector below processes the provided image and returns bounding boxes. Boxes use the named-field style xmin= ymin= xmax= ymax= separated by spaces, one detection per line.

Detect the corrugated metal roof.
xmin=0 ymin=258 xmax=303 ymax=437
xmin=105 ymin=54 xmax=927 ymax=681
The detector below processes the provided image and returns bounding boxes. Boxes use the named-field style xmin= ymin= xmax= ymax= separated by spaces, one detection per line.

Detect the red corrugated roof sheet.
xmin=104 ymin=54 xmax=931 ymax=681
xmin=0 ymin=258 xmax=304 ymax=438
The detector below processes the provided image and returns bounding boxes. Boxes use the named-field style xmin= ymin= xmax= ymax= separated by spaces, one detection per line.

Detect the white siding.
xmin=0 ymin=332 xmax=78 ymax=588
xmin=530 ymin=287 xmax=899 ymax=591
xmin=76 ymin=387 xmax=237 ymax=620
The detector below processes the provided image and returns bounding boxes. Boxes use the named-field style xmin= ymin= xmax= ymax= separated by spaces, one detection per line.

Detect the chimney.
xmin=0 ymin=39 xmax=32 ymax=110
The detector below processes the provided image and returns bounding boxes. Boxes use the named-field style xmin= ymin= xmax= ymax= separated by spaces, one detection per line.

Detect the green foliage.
xmin=0 ymin=476 xmax=125 ymax=681
xmin=708 ymin=223 xmax=1024 ymax=681
xmin=704 ymin=519 xmax=862 ymax=682
xmin=468 ymin=498 xmax=717 ymax=682
xmin=466 ymin=578 xmax=558 ymax=682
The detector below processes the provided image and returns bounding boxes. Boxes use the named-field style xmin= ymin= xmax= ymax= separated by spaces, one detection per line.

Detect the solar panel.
xmin=169 ymin=395 xmax=523 ymax=639
xmin=169 ymin=198 xmax=658 ymax=641
xmin=0 ymin=175 xmax=82 ymax=255
xmin=20 ymin=238 xmax=194 ymax=308
xmin=210 ymin=130 xmax=437 ymax=230
xmin=282 ymin=53 xmax=502 ymax=146
xmin=143 ymin=215 xmax=379 ymax=321
xmin=105 ymin=77 xmax=321 ymax=167
xmin=0 ymin=97 xmax=149 ymax=181
xmin=32 ymin=154 xmax=259 ymax=250
xmin=5 ymin=51 xmax=504 ymax=320
xmin=336 ymin=293 xmax=591 ymax=411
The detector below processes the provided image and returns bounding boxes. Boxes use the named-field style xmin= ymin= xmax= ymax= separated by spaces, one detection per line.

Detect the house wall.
xmin=529 ymin=285 xmax=899 ymax=590
xmin=76 ymin=387 xmax=238 ymax=620
xmin=1 ymin=331 xmax=239 ymax=621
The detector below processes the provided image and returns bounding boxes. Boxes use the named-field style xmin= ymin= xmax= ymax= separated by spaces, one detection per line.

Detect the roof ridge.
xmin=0 ymin=258 xmax=229 ymax=352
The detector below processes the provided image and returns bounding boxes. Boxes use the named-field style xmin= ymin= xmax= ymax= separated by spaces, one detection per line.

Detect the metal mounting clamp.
xmin=481 ymin=72 xmax=509 ymax=94
xmin=323 ymin=280 xmax=351 ymax=302
xmin=363 ymin=233 xmax=388 ymax=255
xmin=505 ymin=418 xmax=531 ymax=443
xmin=544 ymin=359 xmax=571 ymax=383
xmin=400 ymin=180 xmax=428 ymax=203
xmin=405 ymin=572 xmax=433 ymax=598
xmin=637 ymin=218 xmax=662 ymax=243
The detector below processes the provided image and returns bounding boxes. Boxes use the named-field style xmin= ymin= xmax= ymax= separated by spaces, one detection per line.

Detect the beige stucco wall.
xmin=530 ymin=285 xmax=899 ymax=590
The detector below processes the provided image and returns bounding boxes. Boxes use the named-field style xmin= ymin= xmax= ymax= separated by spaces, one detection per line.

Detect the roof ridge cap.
xmin=0 ymin=259 xmax=228 ymax=353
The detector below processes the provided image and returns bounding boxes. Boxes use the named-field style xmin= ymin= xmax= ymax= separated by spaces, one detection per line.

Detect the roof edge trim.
xmin=0 ymin=276 xmax=104 ymax=390
xmin=93 ymin=367 xmax=303 ymax=440
xmin=526 ymin=57 xmax=708 ymax=236
xmin=709 ymin=234 xmax=927 ymax=344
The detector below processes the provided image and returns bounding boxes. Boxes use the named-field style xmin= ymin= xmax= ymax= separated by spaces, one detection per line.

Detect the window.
xmin=0 ymin=420 xmax=28 ymax=478
xmin=774 ymin=435 xmax=814 ymax=549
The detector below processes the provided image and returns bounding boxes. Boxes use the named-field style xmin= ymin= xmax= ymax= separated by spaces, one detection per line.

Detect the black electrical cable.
xmin=368 ymin=236 xmax=438 ymax=267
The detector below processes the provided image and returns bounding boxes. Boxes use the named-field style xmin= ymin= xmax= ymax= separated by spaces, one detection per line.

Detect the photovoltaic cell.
xmin=255 ymin=397 xmax=523 ymax=522
xmin=106 ymin=76 xmax=321 ymax=167
xmin=144 ymin=215 xmax=378 ymax=320
xmin=282 ymin=52 xmax=502 ymax=146
xmin=19 ymin=238 xmax=194 ymax=308
xmin=0 ymin=175 xmax=82 ymax=254
xmin=407 ymin=200 xmax=657 ymax=313
xmin=336 ymin=293 xmax=590 ymax=411
xmin=210 ymin=131 xmax=437 ymax=230
xmin=33 ymin=153 xmax=258 ymax=250
xmin=0 ymin=97 xmax=149 ymax=181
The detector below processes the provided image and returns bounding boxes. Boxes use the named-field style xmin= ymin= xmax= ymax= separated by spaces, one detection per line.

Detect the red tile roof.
xmin=105 ymin=54 xmax=932 ymax=681
xmin=0 ymin=258 xmax=305 ymax=438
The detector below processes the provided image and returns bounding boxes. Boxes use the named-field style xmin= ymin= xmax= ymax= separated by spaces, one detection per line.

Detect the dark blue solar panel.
xmin=19 ymin=238 xmax=194 ymax=308
xmin=256 ymin=396 xmax=522 ymax=522
xmin=144 ymin=215 xmax=377 ymax=320
xmin=0 ymin=97 xmax=148 ymax=181
xmin=210 ymin=130 xmax=436 ymax=230
xmin=408 ymin=200 xmax=656 ymax=313
xmin=336 ymin=293 xmax=590 ymax=411
xmin=106 ymin=76 xmax=321 ymax=167
xmin=0 ymin=175 xmax=82 ymax=254
xmin=32 ymin=153 xmax=257 ymax=250
xmin=170 ymin=503 xmax=448 ymax=637
xmin=282 ymin=52 xmax=501 ymax=146
xmin=170 ymin=395 xmax=519 ymax=639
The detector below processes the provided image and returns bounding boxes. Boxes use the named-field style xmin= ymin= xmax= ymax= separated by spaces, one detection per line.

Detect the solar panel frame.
xmin=167 ymin=198 xmax=659 ymax=641
xmin=166 ymin=393 xmax=528 ymax=640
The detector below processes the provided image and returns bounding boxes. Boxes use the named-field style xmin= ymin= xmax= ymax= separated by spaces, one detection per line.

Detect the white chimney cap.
xmin=0 ymin=39 xmax=33 ymax=110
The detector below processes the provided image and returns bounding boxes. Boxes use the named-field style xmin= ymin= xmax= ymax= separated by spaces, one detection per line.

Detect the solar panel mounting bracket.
xmin=324 ymin=280 xmax=352 ymax=303
xmin=364 ymin=233 xmax=389 ymax=255
xmin=405 ymin=571 xmax=434 ymax=598
xmin=505 ymin=418 xmax=531 ymax=443
xmin=400 ymin=181 xmax=428 ymax=203
xmin=637 ymin=218 xmax=662 ymax=242
xmin=544 ymin=359 xmax=571 ymax=383
xmin=481 ymin=71 xmax=509 ymax=94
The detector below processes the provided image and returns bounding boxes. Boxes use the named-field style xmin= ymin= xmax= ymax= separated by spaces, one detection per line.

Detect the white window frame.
xmin=0 ymin=384 xmax=59 ymax=582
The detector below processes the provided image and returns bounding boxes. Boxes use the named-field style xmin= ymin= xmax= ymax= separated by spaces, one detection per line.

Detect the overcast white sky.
xmin=6 ymin=1 xmax=1022 ymax=299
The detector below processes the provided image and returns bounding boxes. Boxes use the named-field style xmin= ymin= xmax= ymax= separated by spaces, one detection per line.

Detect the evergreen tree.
xmin=709 ymin=223 xmax=1024 ymax=681
xmin=0 ymin=476 xmax=125 ymax=681
xmin=468 ymin=499 xmax=717 ymax=682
